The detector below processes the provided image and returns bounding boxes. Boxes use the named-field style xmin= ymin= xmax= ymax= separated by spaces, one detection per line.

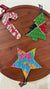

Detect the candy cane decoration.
xmin=0 ymin=7 xmax=5 ymax=15
xmin=2 ymin=12 xmax=21 ymax=39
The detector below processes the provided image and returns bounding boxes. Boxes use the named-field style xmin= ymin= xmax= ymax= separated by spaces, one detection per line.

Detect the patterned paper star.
xmin=11 ymin=48 xmax=42 ymax=79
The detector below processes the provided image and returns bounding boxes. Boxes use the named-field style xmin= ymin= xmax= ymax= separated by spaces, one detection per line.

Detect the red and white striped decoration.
xmin=2 ymin=12 xmax=21 ymax=39
xmin=0 ymin=7 xmax=5 ymax=15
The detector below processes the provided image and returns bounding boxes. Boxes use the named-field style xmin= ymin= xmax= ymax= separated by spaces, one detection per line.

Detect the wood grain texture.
xmin=0 ymin=5 xmax=50 ymax=82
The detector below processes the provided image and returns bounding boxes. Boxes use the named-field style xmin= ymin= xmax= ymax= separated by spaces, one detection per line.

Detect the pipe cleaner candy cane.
xmin=2 ymin=12 xmax=21 ymax=39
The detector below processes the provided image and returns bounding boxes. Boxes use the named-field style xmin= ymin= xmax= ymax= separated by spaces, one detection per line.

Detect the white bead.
xmin=12 ymin=32 xmax=16 ymax=36
xmin=17 ymin=33 xmax=21 ymax=39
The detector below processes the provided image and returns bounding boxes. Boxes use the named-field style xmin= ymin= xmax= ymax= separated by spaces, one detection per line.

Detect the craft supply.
xmin=39 ymin=22 xmax=47 ymax=33
xmin=26 ymin=12 xmax=47 ymax=41
xmin=11 ymin=48 xmax=42 ymax=86
xmin=39 ymin=4 xmax=43 ymax=13
xmin=29 ymin=23 xmax=37 ymax=31
xmin=26 ymin=27 xmax=46 ymax=41
xmin=34 ymin=13 xmax=45 ymax=26
xmin=2 ymin=12 xmax=21 ymax=39
xmin=0 ymin=4 xmax=9 ymax=16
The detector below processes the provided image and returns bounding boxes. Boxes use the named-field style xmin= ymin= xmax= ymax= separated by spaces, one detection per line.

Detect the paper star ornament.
xmin=11 ymin=48 xmax=42 ymax=79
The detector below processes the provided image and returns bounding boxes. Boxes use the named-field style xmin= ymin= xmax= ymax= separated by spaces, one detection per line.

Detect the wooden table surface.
xmin=0 ymin=5 xmax=50 ymax=82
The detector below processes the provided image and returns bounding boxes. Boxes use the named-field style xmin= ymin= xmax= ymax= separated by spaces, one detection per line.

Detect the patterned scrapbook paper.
xmin=11 ymin=48 xmax=42 ymax=79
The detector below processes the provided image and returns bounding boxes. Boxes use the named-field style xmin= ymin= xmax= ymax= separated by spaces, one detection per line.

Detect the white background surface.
xmin=0 ymin=0 xmax=50 ymax=89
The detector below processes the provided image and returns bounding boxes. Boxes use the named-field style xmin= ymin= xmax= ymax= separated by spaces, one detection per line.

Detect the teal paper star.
xmin=11 ymin=48 xmax=42 ymax=79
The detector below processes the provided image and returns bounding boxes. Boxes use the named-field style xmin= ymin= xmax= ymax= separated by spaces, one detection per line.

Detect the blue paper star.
xmin=11 ymin=48 xmax=42 ymax=79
